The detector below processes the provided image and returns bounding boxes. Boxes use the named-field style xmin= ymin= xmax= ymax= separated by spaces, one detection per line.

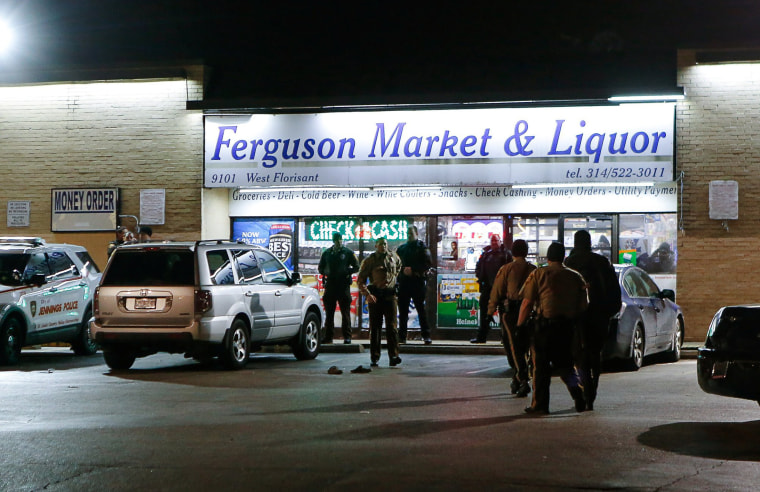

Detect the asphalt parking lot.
xmin=1 ymin=346 xmax=758 ymax=491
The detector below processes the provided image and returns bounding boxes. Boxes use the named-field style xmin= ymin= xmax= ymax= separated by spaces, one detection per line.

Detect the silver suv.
xmin=0 ymin=237 xmax=101 ymax=365
xmin=90 ymin=241 xmax=324 ymax=370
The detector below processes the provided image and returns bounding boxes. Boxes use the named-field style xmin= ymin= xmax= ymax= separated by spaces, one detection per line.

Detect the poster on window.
xmin=232 ymin=218 xmax=295 ymax=270
xmin=437 ymin=273 xmax=482 ymax=329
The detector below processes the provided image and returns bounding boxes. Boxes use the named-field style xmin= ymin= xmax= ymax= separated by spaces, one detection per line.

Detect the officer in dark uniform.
xmin=357 ymin=237 xmax=403 ymax=367
xmin=396 ymin=225 xmax=433 ymax=344
xmin=318 ymin=232 xmax=360 ymax=344
xmin=565 ymin=230 xmax=622 ymax=410
xmin=472 ymin=234 xmax=511 ymax=343
xmin=518 ymin=241 xmax=588 ymax=415
xmin=487 ymin=239 xmax=536 ymax=397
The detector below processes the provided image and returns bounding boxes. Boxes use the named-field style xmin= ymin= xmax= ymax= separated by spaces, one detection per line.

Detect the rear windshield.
xmin=102 ymin=250 xmax=195 ymax=286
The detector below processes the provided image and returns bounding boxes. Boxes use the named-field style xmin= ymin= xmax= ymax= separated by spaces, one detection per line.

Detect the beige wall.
xmin=677 ymin=51 xmax=760 ymax=340
xmin=0 ymin=71 xmax=204 ymax=270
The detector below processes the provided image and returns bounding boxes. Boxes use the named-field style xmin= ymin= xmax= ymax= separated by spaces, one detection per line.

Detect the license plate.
xmin=134 ymin=297 xmax=156 ymax=310
xmin=711 ymin=361 xmax=729 ymax=379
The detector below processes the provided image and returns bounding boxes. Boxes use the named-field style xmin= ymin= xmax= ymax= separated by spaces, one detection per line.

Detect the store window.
xmin=511 ymin=216 xmax=559 ymax=265
xmin=297 ymin=216 xmax=427 ymax=330
xmin=436 ymin=216 xmax=504 ymax=330
xmin=619 ymin=213 xmax=677 ymax=279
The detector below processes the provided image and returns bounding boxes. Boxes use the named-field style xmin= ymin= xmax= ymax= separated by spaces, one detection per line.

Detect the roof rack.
xmin=0 ymin=237 xmax=46 ymax=247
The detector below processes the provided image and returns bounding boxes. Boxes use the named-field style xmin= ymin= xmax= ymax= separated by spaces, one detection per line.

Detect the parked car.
xmin=90 ymin=240 xmax=324 ymax=370
xmin=0 ymin=237 xmax=101 ymax=364
xmin=602 ymin=264 xmax=684 ymax=370
xmin=697 ymin=305 xmax=760 ymax=405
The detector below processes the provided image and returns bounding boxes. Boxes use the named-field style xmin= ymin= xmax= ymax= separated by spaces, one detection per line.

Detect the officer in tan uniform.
xmin=517 ymin=241 xmax=588 ymax=415
xmin=487 ymin=239 xmax=536 ymax=397
xmin=357 ymin=237 xmax=403 ymax=367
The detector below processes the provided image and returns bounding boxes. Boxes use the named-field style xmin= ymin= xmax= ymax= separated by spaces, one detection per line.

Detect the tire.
xmin=220 ymin=318 xmax=250 ymax=370
xmin=71 ymin=311 xmax=98 ymax=356
xmin=0 ymin=317 xmax=23 ymax=365
xmin=666 ymin=317 xmax=683 ymax=363
xmin=293 ymin=311 xmax=320 ymax=361
xmin=626 ymin=325 xmax=644 ymax=371
xmin=103 ymin=349 xmax=136 ymax=370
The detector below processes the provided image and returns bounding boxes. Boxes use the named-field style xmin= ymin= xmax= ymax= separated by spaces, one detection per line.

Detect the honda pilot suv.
xmin=90 ymin=241 xmax=324 ymax=370
xmin=0 ymin=237 xmax=101 ymax=365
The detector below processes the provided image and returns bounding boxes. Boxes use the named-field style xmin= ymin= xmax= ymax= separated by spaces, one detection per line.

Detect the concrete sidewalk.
xmin=318 ymin=338 xmax=702 ymax=358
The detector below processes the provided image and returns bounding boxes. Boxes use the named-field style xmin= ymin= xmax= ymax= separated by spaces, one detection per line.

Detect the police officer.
xmin=564 ymin=230 xmax=621 ymax=411
xmin=517 ymin=241 xmax=588 ymax=415
xmin=472 ymin=234 xmax=511 ymax=343
xmin=487 ymin=239 xmax=536 ymax=397
xmin=318 ymin=232 xmax=360 ymax=344
xmin=396 ymin=225 xmax=433 ymax=344
xmin=357 ymin=237 xmax=403 ymax=367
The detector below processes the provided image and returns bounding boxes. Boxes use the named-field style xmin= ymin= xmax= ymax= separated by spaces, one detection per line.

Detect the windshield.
xmin=102 ymin=250 xmax=195 ymax=286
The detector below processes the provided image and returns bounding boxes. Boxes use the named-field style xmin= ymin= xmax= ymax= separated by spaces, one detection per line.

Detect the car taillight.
xmin=93 ymin=287 xmax=100 ymax=315
xmin=195 ymin=290 xmax=212 ymax=313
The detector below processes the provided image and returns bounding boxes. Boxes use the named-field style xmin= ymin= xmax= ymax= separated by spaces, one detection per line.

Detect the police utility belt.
xmin=368 ymin=285 xmax=397 ymax=298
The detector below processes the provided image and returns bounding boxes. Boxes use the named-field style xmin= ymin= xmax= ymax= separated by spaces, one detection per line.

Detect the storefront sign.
xmin=205 ymin=103 xmax=674 ymax=188
xmin=51 ymin=188 xmax=118 ymax=232
xmin=305 ymin=218 xmax=409 ymax=241
xmin=230 ymin=183 xmax=678 ymax=217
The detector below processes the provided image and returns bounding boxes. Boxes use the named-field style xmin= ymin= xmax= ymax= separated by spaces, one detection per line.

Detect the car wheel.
xmin=293 ymin=311 xmax=320 ymax=361
xmin=220 ymin=318 xmax=250 ymax=370
xmin=666 ymin=317 xmax=683 ymax=363
xmin=103 ymin=349 xmax=136 ymax=370
xmin=626 ymin=325 xmax=644 ymax=371
xmin=71 ymin=311 xmax=98 ymax=356
xmin=0 ymin=317 xmax=23 ymax=365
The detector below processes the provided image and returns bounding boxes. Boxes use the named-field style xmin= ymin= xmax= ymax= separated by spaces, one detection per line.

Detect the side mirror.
xmin=27 ymin=273 xmax=47 ymax=286
xmin=660 ymin=289 xmax=676 ymax=303
xmin=289 ymin=271 xmax=302 ymax=285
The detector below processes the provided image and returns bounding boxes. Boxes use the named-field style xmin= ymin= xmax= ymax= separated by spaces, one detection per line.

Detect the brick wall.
xmin=0 ymin=69 xmax=204 ymax=268
xmin=677 ymin=50 xmax=760 ymax=340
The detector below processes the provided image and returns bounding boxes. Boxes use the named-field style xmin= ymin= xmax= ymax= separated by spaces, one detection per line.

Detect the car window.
xmin=232 ymin=249 xmax=263 ymax=285
xmin=0 ymin=253 xmax=30 ymax=286
xmin=47 ymin=250 xmax=78 ymax=281
xmin=637 ymin=270 xmax=661 ymax=298
xmin=622 ymin=271 xmax=646 ymax=298
xmin=206 ymin=250 xmax=235 ymax=285
xmin=22 ymin=253 xmax=51 ymax=283
xmin=101 ymin=250 xmax=195 ymax=286
xmin=75 ymin=251 xmax=100 ymax=274
xmin=255 ymin=249 xmax=289 ymax=284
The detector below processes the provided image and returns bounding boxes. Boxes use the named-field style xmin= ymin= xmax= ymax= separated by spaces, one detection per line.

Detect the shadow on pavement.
xmin=638 ymin=420 xmax=760 ymax=462
xmin=1 ymin=349 xmax=104 ymax=372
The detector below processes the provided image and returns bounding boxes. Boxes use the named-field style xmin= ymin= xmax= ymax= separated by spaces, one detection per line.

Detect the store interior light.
xmin=512 ymin=182 xmax=655 ymax=189
xmin=608 ymin=94 xmax=684 ymax=102
xmin=0 ymin=19 xmax=13 ymax=55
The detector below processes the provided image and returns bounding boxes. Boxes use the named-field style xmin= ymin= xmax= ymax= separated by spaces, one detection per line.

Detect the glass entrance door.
xmin=561 ymin=215 xmax=615 ymax=261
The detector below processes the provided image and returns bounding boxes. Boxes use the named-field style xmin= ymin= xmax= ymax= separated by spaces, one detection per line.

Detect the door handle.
xmin=275 ymin=291 xmax=282 ymax=296
xmin=245 ymin=292 xmax=255 ymax=297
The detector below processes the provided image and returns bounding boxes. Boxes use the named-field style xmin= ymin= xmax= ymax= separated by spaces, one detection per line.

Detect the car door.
xmin=637 ymin=269 xmax=676 ymax=350
xmin=254 ymin=249 xmax=301 ymax=338
xmin=621 ymin=269 xmax=658 ymax=352
xmin=232 ymin=249 xmax=274 ymax=342
xmin=20 ymin=252 xmax=62 ymax=343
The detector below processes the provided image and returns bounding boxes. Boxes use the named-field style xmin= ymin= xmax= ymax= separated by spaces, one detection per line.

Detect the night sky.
xmin=1 ymin=1 xmax=758 ymax=104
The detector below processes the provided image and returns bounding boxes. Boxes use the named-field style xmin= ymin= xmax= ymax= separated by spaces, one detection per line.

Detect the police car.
xmin=0 ymin=237 xmax=101 ymax=365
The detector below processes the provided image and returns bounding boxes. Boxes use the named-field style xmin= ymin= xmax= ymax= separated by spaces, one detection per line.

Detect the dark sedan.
xmin=698 ymin=305 xmax=760 ymax=405
xmin=602 ymin=264 xmax=684 ymax=370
